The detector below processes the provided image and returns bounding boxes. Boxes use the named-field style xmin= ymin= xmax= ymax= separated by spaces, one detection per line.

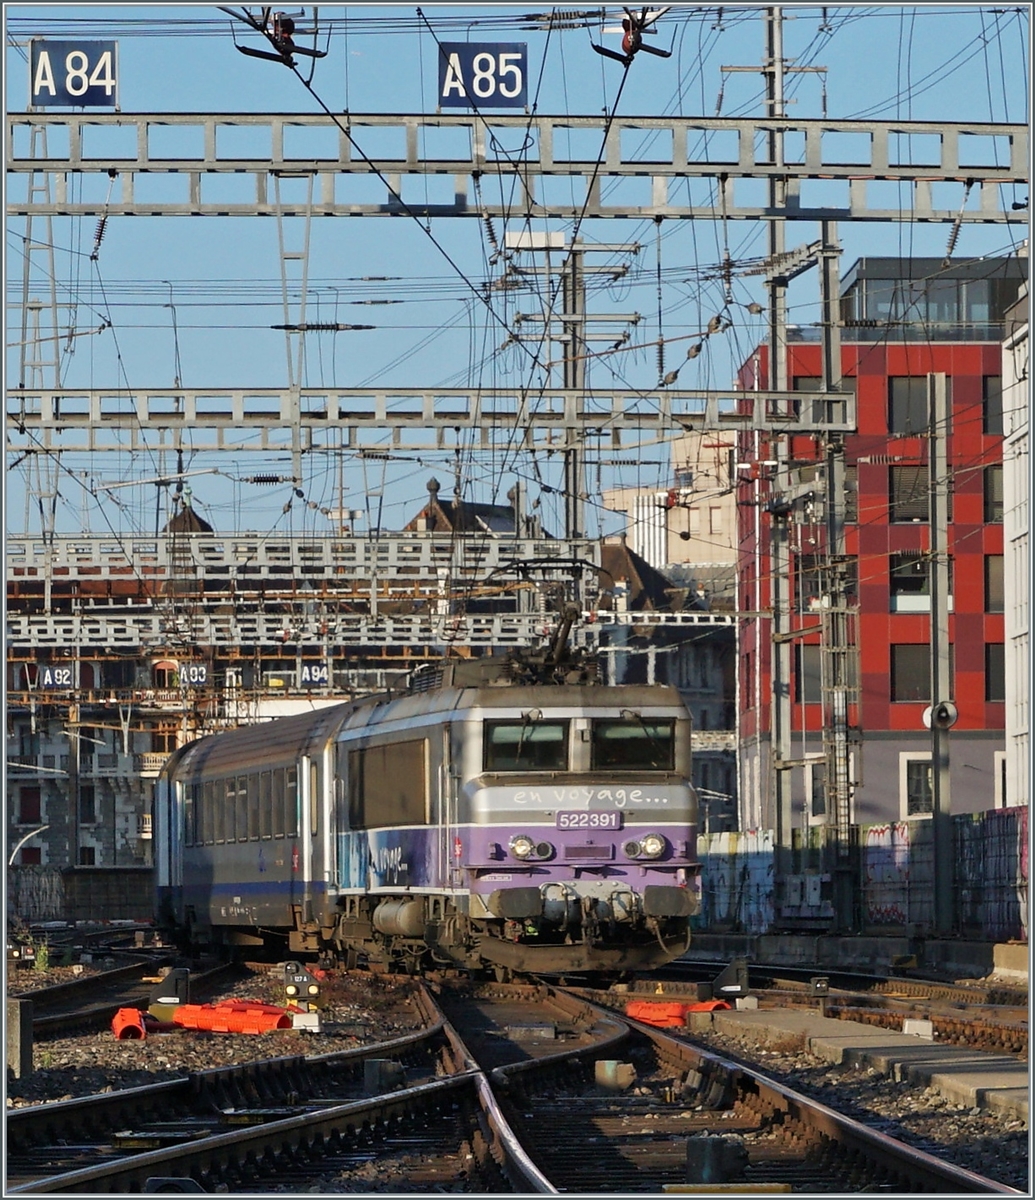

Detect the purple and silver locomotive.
xmin=155 ymin=654 xmax=699 ymax=974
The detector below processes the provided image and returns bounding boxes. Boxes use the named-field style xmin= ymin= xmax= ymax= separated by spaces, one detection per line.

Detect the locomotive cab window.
xmin=591 ymin=719 xmax=675 ymax=770
xmin=484 ymin=720 xmax=569 ymax=772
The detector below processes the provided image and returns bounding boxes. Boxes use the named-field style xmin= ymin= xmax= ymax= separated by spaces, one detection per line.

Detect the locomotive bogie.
xmin=154 ymin=679 xmax=699 ymax=973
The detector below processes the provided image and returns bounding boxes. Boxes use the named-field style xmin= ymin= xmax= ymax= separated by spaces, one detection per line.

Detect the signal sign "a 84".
xmin=30 ymin=40 xmax=118 ymax=108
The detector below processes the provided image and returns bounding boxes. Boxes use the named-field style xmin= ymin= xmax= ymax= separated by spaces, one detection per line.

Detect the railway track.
xmin=631 ymin=962 xmax=1028 ymax=1060
xmin=9 ymin=976 xmax=1019 ymax=1194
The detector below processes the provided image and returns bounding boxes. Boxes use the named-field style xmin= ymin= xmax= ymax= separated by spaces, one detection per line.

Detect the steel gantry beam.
xmin=5 ymin=385 xmax=855 ymax=454
xmin=6 ymin=113 xmax=1027 ymax=222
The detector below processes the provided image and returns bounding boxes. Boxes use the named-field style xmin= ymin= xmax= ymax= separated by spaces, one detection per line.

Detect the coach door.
xmin=443 ymin=723 xmax=463 ymax=890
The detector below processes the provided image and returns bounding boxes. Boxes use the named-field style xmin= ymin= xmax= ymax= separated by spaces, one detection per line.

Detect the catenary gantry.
xmin=6 ymin=386 xmax=855 ymax=453
xmin=6 ymin=113 xmax=1027 ymax=222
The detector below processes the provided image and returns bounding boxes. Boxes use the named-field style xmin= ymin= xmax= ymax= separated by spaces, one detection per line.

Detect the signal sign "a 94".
xmin=30 ymin=40 xmax=118 ymax=108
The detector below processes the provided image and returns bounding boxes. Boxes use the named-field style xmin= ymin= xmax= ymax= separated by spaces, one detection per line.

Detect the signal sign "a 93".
xmin=30 ymin=40 xmax=118 ymax=108
xmin=438 ymin=43 xmax=527 ymax=108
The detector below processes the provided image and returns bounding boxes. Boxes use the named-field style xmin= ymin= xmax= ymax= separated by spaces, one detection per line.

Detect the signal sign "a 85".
xmin=438 ymin=43 xmax=527 ymax=108
xmin=30 ymin=40 xmax=118 ymax=108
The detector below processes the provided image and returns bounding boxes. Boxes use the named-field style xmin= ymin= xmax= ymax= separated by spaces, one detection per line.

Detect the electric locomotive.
xmin=155 ymin=645 xmax=699 ymax=974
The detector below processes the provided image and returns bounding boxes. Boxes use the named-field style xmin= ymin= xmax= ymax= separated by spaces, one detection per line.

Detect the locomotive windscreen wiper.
xmin=514 ymin=707 xmax=543 ymax=764
xmin=620 ymin=709 xmax=667 ymax=768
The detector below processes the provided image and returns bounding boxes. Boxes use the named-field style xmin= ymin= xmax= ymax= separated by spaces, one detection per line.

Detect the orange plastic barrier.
xmin=625 ymin=1000 xmax=691 ymax=1027
xmin=172 ymin=1000 xmax=292 ymax=1035
xmin=625 ymin=998 xmax=732 ymax=1027
xmin=112 ymin=1007 xmax=148 ymax=1040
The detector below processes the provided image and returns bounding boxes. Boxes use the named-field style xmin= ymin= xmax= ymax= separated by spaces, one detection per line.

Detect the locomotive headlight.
xmin=509 ymin=834 xmax=536 ymax=860
xmin=639 ymin=832 xmax=666 ymax=859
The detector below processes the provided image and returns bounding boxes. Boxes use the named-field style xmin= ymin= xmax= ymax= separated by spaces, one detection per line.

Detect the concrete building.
xmin=1002 ymin=277 xmax=1029 ymax=807
xmin=737 ymin=255 xmax=1027 ymax=832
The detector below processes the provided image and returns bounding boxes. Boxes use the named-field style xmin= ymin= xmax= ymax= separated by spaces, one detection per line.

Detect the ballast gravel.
xmin=686 ymin=1023 xmax=1029 ymax=1193
xmin=6 ymin=967 xmax=425 ymax=1109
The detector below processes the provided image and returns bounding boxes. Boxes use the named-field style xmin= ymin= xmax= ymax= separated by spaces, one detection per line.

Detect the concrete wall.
xmin=7 ymin=866 xmax=155 ymax=925
xmin=697 ymin=806 xmax=1028 ymax=941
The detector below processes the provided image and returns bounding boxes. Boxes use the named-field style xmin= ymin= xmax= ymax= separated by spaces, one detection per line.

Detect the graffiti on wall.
xmin=862 ymin=822 xmax=911 ymax=925
xmin=695 ymin=829 xmax=774 ymax=933
xmin=697 ymin=808 xmax=1028 ymax=941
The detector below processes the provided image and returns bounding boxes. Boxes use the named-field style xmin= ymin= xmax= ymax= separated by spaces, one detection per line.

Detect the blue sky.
xmin=4 ymin=4 xmax=1030 ymax=540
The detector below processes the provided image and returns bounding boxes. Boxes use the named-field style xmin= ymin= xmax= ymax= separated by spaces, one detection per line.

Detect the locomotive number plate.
xmin=556 ymin=811 xmax=622 ymax=830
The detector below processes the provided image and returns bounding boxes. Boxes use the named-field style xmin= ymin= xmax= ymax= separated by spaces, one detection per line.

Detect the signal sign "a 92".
xmin=438 ymin=43 xmax=527 ymax=108
xmin=30 ymin=40 xmax=118 ymax=108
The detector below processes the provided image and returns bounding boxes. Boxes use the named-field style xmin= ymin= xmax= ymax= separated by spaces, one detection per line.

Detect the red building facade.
xmin=736 ymin=257 xmax=1022 ymax=831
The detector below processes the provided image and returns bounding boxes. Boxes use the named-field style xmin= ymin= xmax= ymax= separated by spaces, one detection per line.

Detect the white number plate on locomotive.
xmin=556 ymin=811 xmax=622 ymax=830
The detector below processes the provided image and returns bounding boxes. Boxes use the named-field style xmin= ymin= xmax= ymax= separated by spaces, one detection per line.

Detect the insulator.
xmin=656 ymin=340 xmax=665 ymax=378
xmin=944 ymin=223 xmax=961 ymax=260
xmin=247 ymin=474 xmax=284 ymax=485
xmin=483 ymin=212 xmax=499 ymax=251
xmin=89 ymin=216 xmax=108 ymax=260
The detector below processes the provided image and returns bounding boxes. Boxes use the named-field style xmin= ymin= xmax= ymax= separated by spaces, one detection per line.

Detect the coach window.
xmin=286 ymin=767 xmax=299 ymax=838
xmin=259 ymin=772 xmax=273 ymax=839
xmin=245 ymin=774 xmax=258 ymax=840
xmin=226 ymin=778 xmax=238 ymax=842
xmin=310 ymin=762 xmax=319 ymax=837
xmin=201 ymin=781 xmax=214 ymax=845
xmin=235 ymin=776 xmax=248 ymax=842
xmin=184 ymin=784 xmax=196 ymax=846
xmin=272 ymin=768 xmax=286 ymax=837
xmin=591 ymin=718 xmax=675 ymax=770
xmin=213 ymin=780 xmax=226 ymax=843
xmin=484 ymin=721 xmax=569 ymax=772
xmin=349 ymin=740 xmax=427 ymax=828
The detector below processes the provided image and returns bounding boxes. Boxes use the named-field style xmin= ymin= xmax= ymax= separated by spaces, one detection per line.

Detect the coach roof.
xmin=163 ymin=701 xmax=355 ymax=781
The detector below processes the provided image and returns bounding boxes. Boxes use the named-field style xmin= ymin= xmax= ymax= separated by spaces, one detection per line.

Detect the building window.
xmin=889 ymin=465 xmax=929 ymax=522
xmin=985 ymin=555 xmax=1004 ymax=612
xmin=78 ymin=784 xmax=97 ymax=825
xmin=688 ymin=508 xmax=700 ymax=535
xmin=984 ymin=464 xmax=1004 ymax=522
xmin=78 ymin=845 xmax=96 ymax=866
xmin=21 ymin=847 xmax=42 ymax=866
xmin=994 ymin=750 xmax=1007 ymax=808
xmin=19 ymin=727 xmax=40 ymax=759
xmin=891 ymin=644 xmax=929 ymax=702
xmin=986 ymin=644 xmax=1006 ymax=702
xmin=795 ymin=644 xmax=822 ymax=704
xmin=795 ymin=554 xmax=823 ymax=609
xmin=674 ymin=468 xmax=693 ymax=490
xmin=888 ymin=377 xmax=929 ymax=435
xmin=709 ymin=507 xmax=723 ymax=535
xmin=809 ymin=761 xmax=827 ymax=818
xmin=902 ymin=756 xmax=933 ymax=818
xmin=844 ymin=465 xmax=858 ymax=523
xmin=891 ymin=644 xmax=954 ymax=702
xmin=983 ymin=376 xmax=1003 ymax=435
xmin=18 ymin=786 xmax=42 ymax=825
xmin=151 ymin=726 xmax=178 ymax=754
xmin=889 ymin=553 xmax=929 ymax=610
